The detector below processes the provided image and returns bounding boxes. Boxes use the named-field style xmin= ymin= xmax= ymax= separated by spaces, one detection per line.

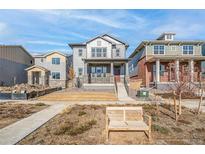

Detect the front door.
xmin=114 ymin=66 xmax=121 ymax=82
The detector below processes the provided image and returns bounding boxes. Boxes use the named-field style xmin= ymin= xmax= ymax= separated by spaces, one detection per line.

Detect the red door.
xmin=114 ymin=66 xmax=121 ymax=82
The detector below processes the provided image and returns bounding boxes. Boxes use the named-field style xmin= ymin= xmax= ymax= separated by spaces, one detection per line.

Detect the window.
xmin=78 ymin=68 xmax=83 ymax=76
xmin=154 ymin=45 xmax=164 ymax=54
xmin=97 ymin=41 xmax=101 ymax=46
xmin=116 ymin=49 xmax=120 ymax=57
xmin=96 ymin=48 xmax=102 ymax=57
xmin=103 ymin=48 xmax=107 ymax=57
xmin=78 ymin=49 xmax=83 ymax=56
xmin=166 ymin=34 xmax=172 ymax=40
xmin=52 ymin=58 xmax=60 ymax=64
xmin=153 ymin=64 xmax=165 ymax=76
xmin=183 ymin=45 xmax=193 ymax=54
xmin=112 ymin=45 xmax=116 ymax=49
xmin=91 ymin=48 xmax=95 ymax=57
xmin=52 ymin=72 xmax=60 ymax=79
xmin=41 ymin=58 xmax=43 ymax=62
xmin=171 ymin=46 xmax=177 ymax=51
xmin=91 ymin=48 xmax=107 ymax=57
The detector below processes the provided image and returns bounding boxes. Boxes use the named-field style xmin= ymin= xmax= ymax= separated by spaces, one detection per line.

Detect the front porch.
xmin=82 ymin=59 xmax=129 ymax=84
xmin=146 ymin=57 xmax=205 ymax=88
xmin=25 ymin=65 xmax=49 ymax=86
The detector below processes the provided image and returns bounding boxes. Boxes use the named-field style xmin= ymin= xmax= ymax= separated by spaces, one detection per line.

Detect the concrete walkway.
xmin=116 ymin=82 xmax=136 ymax=102
xmin=182 ymin=99 xmax=205 ymax=112
xmin=0 ymin=103 xmax=69 ymax=145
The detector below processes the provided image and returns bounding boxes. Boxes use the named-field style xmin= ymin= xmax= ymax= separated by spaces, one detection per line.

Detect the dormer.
xmin=156 ymin=32 xmax=176 ymax=41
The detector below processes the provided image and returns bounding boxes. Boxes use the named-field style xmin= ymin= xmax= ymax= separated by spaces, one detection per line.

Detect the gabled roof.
xmin=68 ymin=33 xmax=129 ymax=48
xmin=85 ymin=35 xmax=113 ymax=44
xmin=101 ymin=34 xmax=128 ymax=46
xmin=25 ymin=65 xmax=49 ymax=72
xmin=33 ymin=51 xmax=68 ymax=58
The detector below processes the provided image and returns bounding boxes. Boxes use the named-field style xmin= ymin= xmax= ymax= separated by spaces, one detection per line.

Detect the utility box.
xmin=137 ymin=89 xmax=149 ymax=97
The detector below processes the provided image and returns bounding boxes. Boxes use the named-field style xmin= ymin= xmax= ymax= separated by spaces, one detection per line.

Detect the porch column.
xmin=156 ymin=59 xmax=160 ymax=83
xmin=125 ymin=62 xmax=129 ymax=76
xmin=84 ymin=62 xmax=87 ymax=75
xmin=111 ymin=62 xmax=114 ymax=75
xmin=189 ymin=59 xmax=194 ymax=82
xmin=175 ymin=59 xmax=179 ymax=82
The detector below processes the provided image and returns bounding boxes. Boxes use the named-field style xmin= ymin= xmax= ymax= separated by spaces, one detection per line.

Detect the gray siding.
xmin=0 ymin=46 xmax=33 ymax=86
xmin=129 ymin=48 xmax=145 ymax=77
xmin=146 ymin=44 xmax=202 ymax=56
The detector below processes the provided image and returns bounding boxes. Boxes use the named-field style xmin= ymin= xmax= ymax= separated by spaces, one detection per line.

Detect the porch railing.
xmin=82 ymin=74 xmax=114 ymax=84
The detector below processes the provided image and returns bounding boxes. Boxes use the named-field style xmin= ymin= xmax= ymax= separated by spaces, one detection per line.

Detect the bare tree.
xmin=169 ymin=62 xmax=195 ymax=115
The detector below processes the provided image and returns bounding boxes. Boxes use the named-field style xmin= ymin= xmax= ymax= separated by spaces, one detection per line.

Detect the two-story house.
xmin=69 ymin=34 xmax=129 ymax=89
xmin=25 ymin=51 xmax=69 ymax=88
xmin=129 ymin=32 xmax=205 ymax=89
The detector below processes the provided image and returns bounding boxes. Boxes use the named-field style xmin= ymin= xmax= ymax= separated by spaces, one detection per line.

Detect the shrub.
xmin=172 ymin=127 xmax=183 ymax=133
xmin=35 ymin=103 xmax=46 ymax=106
xmin=54 ymin=120 xmax=97 ymax=136
xmin=152 ymin=124 xmax=170 ymax=134
xmin=78 ymin=111 xmax=86 ymax=116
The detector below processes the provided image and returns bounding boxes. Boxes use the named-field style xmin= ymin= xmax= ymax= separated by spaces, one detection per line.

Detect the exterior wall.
xmin=146 ymin=44 xmax=202 ymax=56
xmin=34 ymin=52 xmax=68 ymax=88
xmin=129 ymin=48 xmax=145 ymax=77
xmin=112 ymin=44 xmax=126 ymax=58
xmin=0 ymin=46 xmax=33 ymax=86
xmin=87 ymin=38 xmax=112 ymax=58
xmin=73 ymin=46 xmax=86 ymax=77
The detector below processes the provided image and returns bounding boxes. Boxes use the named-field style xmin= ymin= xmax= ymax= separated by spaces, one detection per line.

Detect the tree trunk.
xmin=179 ymin=91 xmax=182 ymax=115
xmin=197 ymin=89 xmax=203 ymax=114
xmin=173 ymin=91 xmax=178 ymax=121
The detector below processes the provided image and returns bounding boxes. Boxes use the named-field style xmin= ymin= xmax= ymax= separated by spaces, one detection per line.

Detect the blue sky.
xmin=0 ymin=9 xmax=205 ymax=56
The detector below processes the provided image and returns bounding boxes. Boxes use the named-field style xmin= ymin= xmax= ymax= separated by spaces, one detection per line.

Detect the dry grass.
xmin=19 ymin=104 xmax=205 ymax=145
xmin=0 ymin=103 xmax=48 ymax=129
xmin=38 ymin=91 xmax=117 ymax=101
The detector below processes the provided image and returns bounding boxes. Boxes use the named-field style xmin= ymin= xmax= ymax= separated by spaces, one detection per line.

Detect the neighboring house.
xmin=0 ymin=45 xmax=34 ymax=86
xmin=69 ymin=34 xmax=129 ymax=88
xmin=129 ymin=32 xmax=205 ymax=89
xmin=25 ymin=51 xmax=69 ymax=88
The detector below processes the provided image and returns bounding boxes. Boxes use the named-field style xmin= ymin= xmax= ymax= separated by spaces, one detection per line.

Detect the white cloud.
xmin=0 ymin=22 xmax=8 ymax=34
xmin=30 ymin=10 xmax=147 ymax=30
xmin=26 ymin=40 xmax=66 ymax=46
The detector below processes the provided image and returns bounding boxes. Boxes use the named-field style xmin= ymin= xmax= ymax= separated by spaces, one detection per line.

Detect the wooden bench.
xmin=106 ymin=107 xmax=151 ymax=141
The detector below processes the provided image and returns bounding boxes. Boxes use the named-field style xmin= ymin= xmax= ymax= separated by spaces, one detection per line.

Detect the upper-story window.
xmin=116 ymin=49 xmax=120 ymax=57
xmin=153 ymin=45 xmax=165 ymax=54
xmin=91 ymin=47 xmax=107 ymax=58
xmin=97 ymin=41 xmax=101 ymax=46
xmin=52 ymin=58 xmax=60 ymax=64
xmin=183 ymin=45 xmax=193 ymax=55
xmin=112 ymin=44 xmax=116 ymax=49
xmin=41 ymin=58 xmax=44 ymax=62
xmin=78 ymin=49 xmax=83 ymax=56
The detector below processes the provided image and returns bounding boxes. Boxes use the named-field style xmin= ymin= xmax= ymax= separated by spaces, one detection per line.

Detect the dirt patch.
xmin=156 ymin=92 xmax=200 ymax=99
xmin=0 ymin=102 xmax=48 ymax=129
xmin=19 ymin=104 xmax=205 ymax=145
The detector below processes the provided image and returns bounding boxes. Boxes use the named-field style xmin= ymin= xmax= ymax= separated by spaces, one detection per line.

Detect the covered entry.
xmin=25 ymin=65 xmax=49 ymax=86
xmin=83 ymin=59 xmax=129 ymax=84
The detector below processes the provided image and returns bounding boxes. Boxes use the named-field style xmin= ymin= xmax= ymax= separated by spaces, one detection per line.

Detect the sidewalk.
xmin=0 ymin=103 xmax=69 ymax=145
